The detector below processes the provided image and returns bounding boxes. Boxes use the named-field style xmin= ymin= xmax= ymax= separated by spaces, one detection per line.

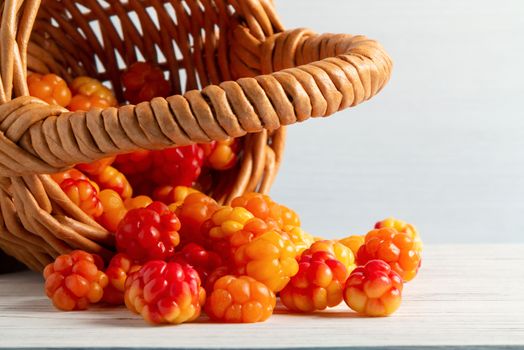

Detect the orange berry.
xmin=90 ymin=166 xmax=132 ymax=200
xmin=339 ymin=235 xmax=365 ymax=257
xmin=176 ymin=192 xmax=219 ymax=247
xmin=201 ymin=138 xmax=240 ymax=171
xmin=28 ymin=73 xmax=72 ymax=107
xmin=44 ymin=250 xmax=107 ymax=311
xmin=205 ymin=275 xmax=276 ymax=323
xmin=76 ymin=156 xmax=115 ymax=176
xmin=303 ymin=240 xmax=356 ymax=273
xmin=68 ymin=76 xmax=117 ymax=111
xmin=357 ymin=227 xmax=421 ymax=282
xmin=102 ymin=253 xmax=141 ymax=305
xmin=98 ymin=189 xmax=128 ymax=232
xmin=230 ymin=225 xmax=299 ymax=292
xmin=375 ymin=217 xmax=423 ymax=252
xmin=60 ymin=178 xmax=103 ymax=218
xmin=124 ymin=196 xmax=153 ymax=210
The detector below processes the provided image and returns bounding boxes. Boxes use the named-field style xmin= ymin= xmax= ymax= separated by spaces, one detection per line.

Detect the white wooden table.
xmin=1 ymin=245 xmax=523 ymax=349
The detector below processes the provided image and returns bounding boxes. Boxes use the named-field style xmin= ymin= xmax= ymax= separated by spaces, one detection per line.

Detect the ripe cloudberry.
xmin=98 ymin=189 xmax=127 ymax=232
xmin=231 ymin=193 xmax=300 ymax=229
xmin=68 ymin=76 xmax=117 ymax=111
xmin=204 ymin=266 xmax=231 ymax=293
xmin=102 ymin=253 xmax=141 ymax=305
xmin=201 ymin=138 xmax=240 ymax=170
xmin=176 ymin=193 xmax=219 ymax=247
xmin=281 ymin=226 xmax=315 ymax=254
xmin=151 ymin=145 xmax=204 ymax=188
xmin=60 ymin=178 xmax=103 ymax=218
xmin=76 ymin=156 xmax=115 ymax=176
xmin=43 ymin=250 xmax=107 ymax=311
xmin=280 ymin=251 xmax=349 ymax=312
xmin=202 ymin=206 xmax=254 ymax=242
xmin=154 ymin=185 xmax=199 ymax=206
xmin=116 ymin=202 xmax=181 ymax=263
xmin=303 ymin=240 xmax=356 ymax=273
xmin=230 ymin=225 xmax=299 ymax=292
xmin=124 ymin=196 xmax=153 ymax=210
xmin=28 ymin=73 xmax=72 ymax=107
xmin=344 ymin=260 xmax=403 ymax=317
xmin=339 ymin=235 xmax=365 ymax=257
xmin=125 ymin=261 xmax=204 ymax=325
xmin=171 ymin=243 xmax=223 ymax=285
xmin=357 ymin=227 xmax=421 ymax=282
xmin=205 ymin=275 xmax=276 ymax=323
xmin=122 ymin=62 xmax=171 ymax=104
xmin=114 ymin=150 xmax=153 ymax=175
xmin=375 ymin=217 xmax=423 ymax=252
xmin=91 ymin=166 xmax=132 ymax=200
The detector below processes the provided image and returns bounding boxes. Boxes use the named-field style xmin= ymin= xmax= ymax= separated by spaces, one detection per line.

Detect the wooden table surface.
xmin=1 ymin=244 xmax=523 ymax=349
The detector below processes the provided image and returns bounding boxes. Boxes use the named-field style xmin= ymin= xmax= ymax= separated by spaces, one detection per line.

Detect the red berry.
xmin=122 ymin=62 xmax=171 ymax=104
xmin=43 ymin=250 xmax=107 ymax=311
xmin=116 ymin=202 xmax=181 ymax=263
xmin=124 ymin=261 xmax=205 ymax=325
xmin=114 ymin=150 xmax=153 ymax=176
xmin=343 ymin=260 xmax=403 ymax=317
xmin=302 ymin=240 xmax=356 ymax=273
xmin=151 ymin=145 xmax=204 ymax=188
xmin=171 ymin=243 xmax=223 ymax=285
xmin=280 ymin=251 xmax=349 ymax=312
xmin=102 ymin=253 xmax=141 ymax=305
xmin=205 ymin=275 xmax=276 ymax=323
xmin=357 ymin=228 xmax=421 ymax=282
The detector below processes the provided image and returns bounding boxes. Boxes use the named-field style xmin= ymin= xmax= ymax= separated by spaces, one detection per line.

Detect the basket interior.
xmin=29 ymin=0 xmax=240 ymax=102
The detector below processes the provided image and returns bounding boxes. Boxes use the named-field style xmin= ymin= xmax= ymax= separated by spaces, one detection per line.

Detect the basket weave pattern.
xmin=0 ymin=0 xmax=392 ymax=271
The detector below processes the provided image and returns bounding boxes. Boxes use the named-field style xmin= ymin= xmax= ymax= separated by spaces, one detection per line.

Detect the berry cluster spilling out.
xmin=36 ymin=64 xmax=423 ymax=325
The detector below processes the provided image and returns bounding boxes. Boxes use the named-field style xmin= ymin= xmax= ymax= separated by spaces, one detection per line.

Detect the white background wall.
xmin=269 ymin=0 xmax=524 ymax=243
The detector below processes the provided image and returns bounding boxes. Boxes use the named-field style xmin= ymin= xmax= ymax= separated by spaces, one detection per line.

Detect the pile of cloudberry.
xmin=33 ymin=62 xmax=423 ymax=325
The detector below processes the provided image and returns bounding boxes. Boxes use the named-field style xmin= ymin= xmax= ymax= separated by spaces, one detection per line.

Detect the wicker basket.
xmin=0 ymin=0 xmax=392 ymax=272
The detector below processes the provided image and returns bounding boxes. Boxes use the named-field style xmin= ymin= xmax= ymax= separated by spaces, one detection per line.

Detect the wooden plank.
xmin=1 ymin=244 xmax=524 ymax=349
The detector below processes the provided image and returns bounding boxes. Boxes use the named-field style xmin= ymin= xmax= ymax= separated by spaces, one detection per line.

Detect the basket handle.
xmin=0 ymin=29 xmax=392 ymax=177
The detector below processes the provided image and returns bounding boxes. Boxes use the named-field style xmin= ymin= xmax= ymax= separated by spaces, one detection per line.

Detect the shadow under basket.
xmin=0 ymin=0 xmax=392 ymax=272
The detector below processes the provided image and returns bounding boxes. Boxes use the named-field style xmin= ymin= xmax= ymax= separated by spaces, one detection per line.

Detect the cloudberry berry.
xmin=357 ymin=228 xmax=421 ymax=282
xmin=303 ymin=240 xmax=356 ymax=273
xmin=281 ymin=226 xmax=315 ymax=254
xmin=230 ymin=227 xmax=299 ymax=292
xmin=44 ymin=250 xmax=107 ymax=311
xmin=205 ymin=275 xmax=276 ymax=323
xmin=102 ymin=253 xmax=141 ymax=305
xmin=344 ymin=260 xmax=403 ymax=317
xmin=116 ymin=202 xmax=181 ymax=263
xmin=201 ymin=138 xmax=240 ymax=170
xmin=231 ymin=193 xmax=300 ymax=229
xmin=176 ymin=193 xmax=219 ymax=247
xmin=91 ymin=166 xmax=132 ymax=200
xmin=114 ymin=150 xmax=153 ymax=175
xmin=124 ymin=196 xmax=153 ymax=211
xmin=151 ymin=145 xmax=204 ymax=188
xmin=339 ymin=235 xmax=365 ymax=257
xmin=68 ymin=76 xmax=117 ymax=111
xmin=125 ymin=261 xmax=204 ymax=325
xmin=28 ymin=73 xmax=72 ymax=107
xmin=171 ymin=243 xmax=223 ymax=285
xmin=280 ymin=251 xmax=349 ymax=312
xmin=153 ymin=185 xmax=200 ymax=207
xmin=375 ymin=217 xmax=423 ymax=252
xmin=122 ymin=62 xmax=171 ymax=104
xmin=76 ymin=157 xmax=115 ymax=176
xmin=60 ymin=178 xmax=103 ymax=218
xmin=97 ymin=189 xmax=127 ymax=232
